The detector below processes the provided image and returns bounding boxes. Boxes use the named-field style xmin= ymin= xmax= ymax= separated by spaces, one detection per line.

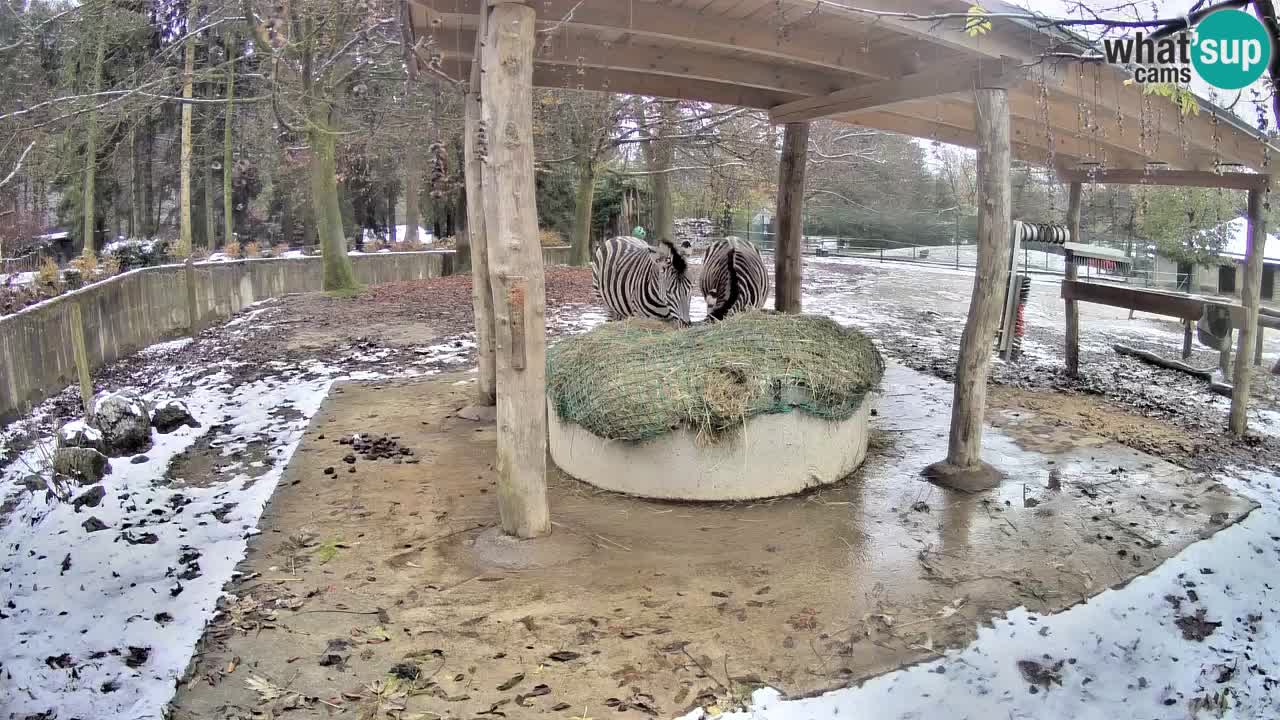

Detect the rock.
xmin=151 ymin=399 xmax=198 ymax=433
xmin=52 ymin=447 xmax=111 ymax=485
xmin=82 ymin=516 xmax=108 ymax=532
xmin=91 ymin=392 xmax=152 ymax=455
xmin=130 ymin=455 xmax=149 ymax=464
xmin=57 ymin=420 xmax=106 ymax=454
xmin=72 ymin=485 xmax=106 ymax=512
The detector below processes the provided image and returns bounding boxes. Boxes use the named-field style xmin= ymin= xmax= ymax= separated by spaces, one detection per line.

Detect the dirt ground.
xmin=168 ymin=367 xmax=1252 ymax=720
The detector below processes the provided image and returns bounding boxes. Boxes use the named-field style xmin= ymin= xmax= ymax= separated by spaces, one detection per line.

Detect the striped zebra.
xmin=592 ymin=237 xmax=693 ymax=326
xmin=700 ymin=237 xmax=768 ymax=320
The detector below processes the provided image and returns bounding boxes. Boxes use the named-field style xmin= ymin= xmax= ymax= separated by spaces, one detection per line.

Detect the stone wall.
xmin=1 ymin=247 xmax=574 ymax=423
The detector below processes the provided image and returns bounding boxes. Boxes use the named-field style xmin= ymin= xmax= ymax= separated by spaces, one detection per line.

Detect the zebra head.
xmin=657 ymin=239 xmax=692 ymax=326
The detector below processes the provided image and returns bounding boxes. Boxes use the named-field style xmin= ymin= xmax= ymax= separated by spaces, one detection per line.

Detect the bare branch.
xmin=0 ymin=142 xmax=35 ymax=189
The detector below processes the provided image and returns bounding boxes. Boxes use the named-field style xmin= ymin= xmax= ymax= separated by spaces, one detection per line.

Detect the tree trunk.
xmin=223 ymin=36 xmax=236 ymax=249
xmin=774 ymin=122 xmax=808 ymax=313
xmin=1230 ymin=188 xmax=1266 ymax=435
xmin=143 ymin=116 xmax=155 ymax=238
xmin=388 ymin=184 xmax=398 ymax=244
xmin=130 ymin=126 xmax=142 ymax=239
xmin=925 ymin=87 xmax=1011 ymax=492
xmin=309 ymin=118 xmax=359 ymax=292
xmin=479 ymin=2 xmax=549 ymax=538
xmin=81 ymin=25 xmax=107 ymax=258
xmin=570 ymin=157 xmax=595 ymax=266
xmin=204 ymin=135 xmax=216 ymax=250
xmin=648 ymin=103 xmax=676 ymax=241
xmin=404 ymin=153 xmax=421 ymax=245
xmin=178 ymin=25 xmax=196 ymax=256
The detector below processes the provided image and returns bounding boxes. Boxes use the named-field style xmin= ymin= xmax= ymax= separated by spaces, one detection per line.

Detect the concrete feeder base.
xmin=548 ymin=403 xmax=871 ymax=501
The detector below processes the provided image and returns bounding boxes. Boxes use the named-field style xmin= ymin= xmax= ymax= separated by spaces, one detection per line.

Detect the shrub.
xmin=224 ymin=239 xmax=241 ymax=258
xmin=101 ymin=254 xmax=122 ymax=277
xmin=242 ymin=241 xmax=260 ymax=257
xmin=69 ymin=251 xmax=97 ymax=278
xmin=539 ymin=228 xmax=567 ymax=247
xmin=272 ymin=243 xmax=289 ymax=256
xmin=36 ymin=257 xmax=60 ymax=289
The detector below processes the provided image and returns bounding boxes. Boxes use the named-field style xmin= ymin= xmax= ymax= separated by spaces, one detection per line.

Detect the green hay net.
xmin=547 ymin=311 xmax=885 ymax=442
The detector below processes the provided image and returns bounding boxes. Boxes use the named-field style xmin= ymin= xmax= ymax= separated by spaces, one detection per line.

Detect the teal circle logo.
xmin=1192 ymin=9 xmax=1272 ymax=90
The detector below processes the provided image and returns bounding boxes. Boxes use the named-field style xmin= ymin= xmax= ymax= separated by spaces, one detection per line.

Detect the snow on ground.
xmin=0 ymin=271 xmax=35 ymax=287
xmin=0 ymin=306 xmax=487 ymax=719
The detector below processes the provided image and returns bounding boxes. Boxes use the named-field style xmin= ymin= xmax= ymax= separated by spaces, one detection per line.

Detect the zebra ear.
xmin=660 ymin=239 xmax=687 ymax=275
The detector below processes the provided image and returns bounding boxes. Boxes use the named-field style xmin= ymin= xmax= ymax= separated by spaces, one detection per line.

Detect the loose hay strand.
xmin=547 ymin=311 xmax=885 ymax=442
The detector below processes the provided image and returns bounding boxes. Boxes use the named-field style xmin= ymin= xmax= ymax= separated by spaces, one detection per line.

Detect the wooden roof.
xmin=408 ymin=0 xmax=1280 ymax=179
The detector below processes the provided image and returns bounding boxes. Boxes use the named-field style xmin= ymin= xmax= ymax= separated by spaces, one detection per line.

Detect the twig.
xmin=680 ymin=648 xmax=731 ymax=693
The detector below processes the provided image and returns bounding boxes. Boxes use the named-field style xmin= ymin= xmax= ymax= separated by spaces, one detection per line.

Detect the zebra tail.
xmin=709 ymin=247 xmax=739 ymax=321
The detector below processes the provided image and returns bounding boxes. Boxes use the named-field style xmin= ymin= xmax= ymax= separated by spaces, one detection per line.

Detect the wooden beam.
xmin=1057 ymin=168 xmax=1271 ymax=191
xmin=927 ymin=86 xmax=1011 ymax=491
xmin=479 ymin=2 xmax=550 ymax=538
xmin=438 ymin=59 xmax=800 ymax=109
xmin=1060 ymin=280 xmax=1219 ymax=321
xmin=1230 ymin=188 xmax=1266 ymax=436
xmin=775 ymin=122 xmax=808 ymax=314
xmin=465 ymin=19 xmax=496 ymax=406
xmin=836 ymin=109 xmax=1083 ymax=168
xmin=769 ymin=57 xmax=1021 ymax=124
xmin=1064 ymin=183 xmax=1082 ymax=377
xmin=436 ymin=28 xmax=854 ymax=97
xmin=428 ymin=0 xmax=907 ymax=80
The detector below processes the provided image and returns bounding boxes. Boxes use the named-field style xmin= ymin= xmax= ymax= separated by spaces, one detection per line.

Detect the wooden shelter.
xmin=407 ymin=0 xmax=1280 ymax=533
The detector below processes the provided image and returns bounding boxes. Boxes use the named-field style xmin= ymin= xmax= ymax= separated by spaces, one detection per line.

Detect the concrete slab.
xmin=169 ymin=366 xmax=1254 ymax=720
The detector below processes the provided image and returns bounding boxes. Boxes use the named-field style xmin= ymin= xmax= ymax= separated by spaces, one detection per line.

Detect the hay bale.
xmin=547 ymin=311 xmax=884 ymax=442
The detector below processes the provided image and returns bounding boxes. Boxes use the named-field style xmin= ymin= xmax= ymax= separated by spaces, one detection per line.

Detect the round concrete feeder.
xmin=548 ymin=403 xmax=872 ymax=502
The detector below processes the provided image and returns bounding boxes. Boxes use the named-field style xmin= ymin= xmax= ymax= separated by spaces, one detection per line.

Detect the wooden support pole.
xmin=1255 ymin=327 xmax=1265 ymax=366
xmin=1064 ymin=182 xmax=1082 ymax=377
xmin=69 ymin=302 xmax=93 ymax=415
xmin=774 ymin=121 xmax=808 ymax=314
xmin=925 ymin=87 xmax=1010 ymax=492
xmin=1230 ymin=188 xmax=1266 ymax=435
xmin=185 ymin=256 xmax=200 ymax=338
xmin=479 ymin=2 xmax=550 ymax=538
xmin=465 ymin=37 xmax=497 ymax=406
xmin=1182 ymin=321 xmax=1194 ymax=360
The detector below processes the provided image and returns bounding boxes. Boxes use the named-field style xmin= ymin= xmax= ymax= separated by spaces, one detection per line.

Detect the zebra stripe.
xmin=592 ymin=237 xmax=692 ymax=326
xmin=701 ymin=237 xmax=769 ymax=320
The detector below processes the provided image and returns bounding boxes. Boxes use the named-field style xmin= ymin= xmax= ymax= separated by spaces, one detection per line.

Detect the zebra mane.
xmin=659 ymin=239 xmax=688 ymax=276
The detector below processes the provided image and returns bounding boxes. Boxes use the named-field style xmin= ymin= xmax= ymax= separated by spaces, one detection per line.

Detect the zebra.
xmin=700 ymin=236 xmax=768 ymax=320
xmin=592 ymin=237 xmax=692 ymax=326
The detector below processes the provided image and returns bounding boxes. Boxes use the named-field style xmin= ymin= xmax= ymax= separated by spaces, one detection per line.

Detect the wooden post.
xmin=1182 ymin=321 xmax=1193 ymax=360
xmin=1229 ymin=188 xmax=1266 ymax=435
xmin=185 ymin=256 xmax=200 ymax=338
xmin=924 ymin=87 xmax=1011 ymax=492
xmin=1064 ymin=182 xmax=1082 ymax=377
xmin=465 ymin=30 xmax=497 ymax=406
xmin=479 ymin=2 xmax=550 ymax=538
xmin=774 ymin=121 xmax=808 ymax=313
xmin=1255 ymin=327 xmax=1264 ymax=366
xmin=1219 ymin=328 xmax=1233 ymax=380
xmin=69 ymin=302 xmax=93 ymax=415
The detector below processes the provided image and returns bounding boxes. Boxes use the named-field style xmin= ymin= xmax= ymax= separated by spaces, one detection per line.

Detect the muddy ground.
xmin=167 ymin=369 xmax=1252 ymax=720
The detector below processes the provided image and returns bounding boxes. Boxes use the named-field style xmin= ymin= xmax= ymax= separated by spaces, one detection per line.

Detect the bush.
xmin=272 ymin=242 xmax=289 ymax=256
xmin=36 ymin=257 xmax=60 ymax=289
xmin=243 ymin=241 xmax=260 ymax=257
xmin=101 ymin=254 xmax=121 ymax=277
xmin=103 ymin=239 xmax=171 ymax=270
xmin=68 ymin=250 xmax=97 ymax=279
xmin=224 ymin=239 xmax=241 ymax=258
xmin=539 ymin=229 xmax=567 ymax=247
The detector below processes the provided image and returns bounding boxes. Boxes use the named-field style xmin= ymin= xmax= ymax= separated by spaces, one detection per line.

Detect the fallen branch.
xmin=1112 ymin=343 xmax=1233 ymax=397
